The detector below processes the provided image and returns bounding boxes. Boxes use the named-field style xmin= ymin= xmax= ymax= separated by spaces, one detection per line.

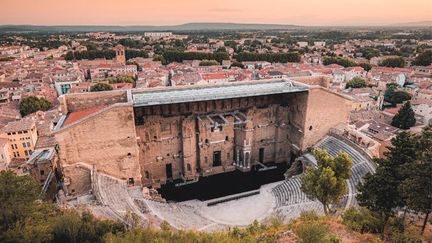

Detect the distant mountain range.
xmin=389 ymin=21 xmax=432 ymax=27
xmin=0 ymin=21 xmax=430 ymax=33
xmin=0 ymin=23 xmax=300 ymax=33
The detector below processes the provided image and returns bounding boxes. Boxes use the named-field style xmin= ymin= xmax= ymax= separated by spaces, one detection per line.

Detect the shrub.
xmin=342 ymin=207 xmax=384 ymax=234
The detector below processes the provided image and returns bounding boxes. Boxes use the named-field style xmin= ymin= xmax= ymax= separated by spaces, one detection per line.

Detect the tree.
xmin=19 ymin=96 xmax=52 ymax=117
xmin=90 ymin=83 xmax=113 ymax=92
xmin=346 ymin=77 xmax=368 ymax=89
xmin=0 ymin=171 xmax=40 ymax=232
xmin=391 ymin=102 xmax=416 ymax=129
xmin=323 ymin=57 xmax=356 ymax=67
xmin=112 ymin=75 xmax=136 ymax=88
xmin=301 ymin=149 xmax=352 ymax=215
xmin=199 ymin=59 xmax=219 ymax=66
xmin=412 ymin=50 xmax=432 ymax=66
xmin=380 ymin=57 xmax=406 ymax=68
xmin=400 ymin=126 xmax=432 ymax=234
xmin=357 ymin=132 xmax=417 ymax=234
xmin=388 ymin=91 xmax=411 ymax=104
xmin=358 ymin=63 xmax=372 ymax=72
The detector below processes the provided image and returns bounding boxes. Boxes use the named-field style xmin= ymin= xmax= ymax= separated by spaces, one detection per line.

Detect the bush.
xmin=342 ymin=208 xmax=384 ymax=234
xmin=291 ymin=211 xmax=340 ymax=243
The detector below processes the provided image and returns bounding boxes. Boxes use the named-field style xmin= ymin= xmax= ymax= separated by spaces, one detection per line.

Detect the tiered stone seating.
xmin=271 ymin=177 xmax=311 ymax=207
xmin=93 ymin=172 xmax=147 ymax=224
xmin=144 ymin=199 xmax=215 ymax=230
xmin=271 ymin=136 xmax=376 ymax=217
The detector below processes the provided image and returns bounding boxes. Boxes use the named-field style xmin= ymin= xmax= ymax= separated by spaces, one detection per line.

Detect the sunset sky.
xmin=1 ymin=0 xmax=431 ymax=26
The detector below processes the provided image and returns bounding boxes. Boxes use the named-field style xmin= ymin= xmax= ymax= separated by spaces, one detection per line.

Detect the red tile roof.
xmin=384 ymin=107 xmax=401 ymax=115
xmin=63 ymin=106 xmax=106 ymax=127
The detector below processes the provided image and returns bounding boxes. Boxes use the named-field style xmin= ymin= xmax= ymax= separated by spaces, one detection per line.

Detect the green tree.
xmin=199 ymin=60 xmax=219 ymax=66
xmin=388 ymin=91 xmax=411 ymax=104
xmin=357 ymin=131 xmax=417 ymax=234
xmin=391 ymin=101 xmax=416 ymax=129
xmin=346 ymin=77 xmax=368 ymax=89
xmin=0 ymin=171 xmax=40 ymax=232
xmin=19 ymin=96 xmax=52 ymax=117
xmin=412 ymin=50 xmax=432 ymax=66
xmin=380 ymin=57 xmax=406 ymax=68
xmin=400 ymin=126 xmax=432 ymax=234
xmin=301 ymin=149 xmax=352 ymax=215
xmin=90 ymin=83 xmax=113 ymax=92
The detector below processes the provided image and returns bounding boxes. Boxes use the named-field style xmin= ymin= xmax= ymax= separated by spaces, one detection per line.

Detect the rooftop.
xmin=1 ymin=119 xmax=34 ymax=134
xmin=132 ymin=79 xmax=308 ymax=107
xmin=63 ymin=106 xmax=106 ymax=127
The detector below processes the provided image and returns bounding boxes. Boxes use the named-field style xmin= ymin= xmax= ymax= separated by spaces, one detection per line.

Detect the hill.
xmin=389 ymin=21 xmax=432 ymax=27
xmin=0 ymin=22 xmax=300 ymax=33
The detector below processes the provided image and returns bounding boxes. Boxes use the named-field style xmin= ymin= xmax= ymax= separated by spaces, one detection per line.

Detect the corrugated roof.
xmin=132 ymin=79 xmax=308 ymax=107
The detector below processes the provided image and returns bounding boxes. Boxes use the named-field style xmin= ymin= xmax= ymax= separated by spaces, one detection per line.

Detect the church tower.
xmin=114 ymin=44 xmax=126 ymax=65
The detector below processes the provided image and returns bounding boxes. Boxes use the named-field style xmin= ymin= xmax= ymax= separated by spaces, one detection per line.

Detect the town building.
xmin=0 ymin=119 xmax=38 ymax=160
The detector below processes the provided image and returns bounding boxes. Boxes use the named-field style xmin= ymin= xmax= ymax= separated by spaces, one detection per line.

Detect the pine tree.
xmin=357 ymin=131 xmax=417 ymax=234
xmin=391 ymin=101 xmax=416 ymax=129
xmin=400 ymin=126 xmax=432 ymax=234
xmin=301 ymin=149 xmax=352 ymax=215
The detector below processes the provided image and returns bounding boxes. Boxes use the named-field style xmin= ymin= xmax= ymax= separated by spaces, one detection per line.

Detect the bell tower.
xmin=114 ymin=44 xmax=126 ymax=65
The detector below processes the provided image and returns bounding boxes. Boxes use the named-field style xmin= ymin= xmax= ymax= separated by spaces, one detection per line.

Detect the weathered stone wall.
xmin=136 ymin=115 xmax=185 ymax=187
xmin=302 ymin=87 xmax=352 ymax=150
xmin=60 ymin=90 xmax=128 ymax=113
xmin=134 ymin=93 xmax=309 ymax=187
xmin=62 ymin=165 xmax=91 ymax=196
xmin=55 ymin=104 xmax=141 ymax=192
xmin=291 ymin=76 xmax=331 ymax=88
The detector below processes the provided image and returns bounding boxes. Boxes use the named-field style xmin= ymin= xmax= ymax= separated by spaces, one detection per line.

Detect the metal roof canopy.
xmin=132 ymin=79 xmax=309 ymax=107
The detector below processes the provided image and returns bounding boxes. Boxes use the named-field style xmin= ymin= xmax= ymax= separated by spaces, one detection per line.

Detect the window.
xmin=187 ymin=164 xmax=191 ymax=172
xmin=13 ymin=152 xmax=16 ymax=158
xmin=309 ymin=126 xmax=313 ymax=131
xmin=160 ymin=123 xmax=171 ymax=133
xmin=27 ymin=142 xmax=30 ymax=147
xmin=11 ymin=145 xmax=14 ymax=150
xmin=22 ymin=142 xmax=26 ymax=148
xmin=29 ymin=150 xmax=33 ymax=155
xmin=213 ymin=151 xmax=222 ymax=167
xmin=24 ymin=150 xmax=28 ymax=156
xmin=16 ymin=152 xmax=20 ymax=157
xmin=40 ymin=170 xmax=44 ymax=176
xmin=225 ymin=136 xmax=229 ymax=141
xmin=145 ymin=171 xmax=150 ymax=179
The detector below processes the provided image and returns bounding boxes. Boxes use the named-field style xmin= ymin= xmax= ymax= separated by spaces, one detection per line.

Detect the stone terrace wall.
xmin=59 ymin=90 xmax=128 ymax=113
xmin=55 ymin=104 xmax=141 ymax=196
xmin=302 ymin=87 xmax=352 ymax=150
xmin=291 ymin=76 xmax=331 ymax=88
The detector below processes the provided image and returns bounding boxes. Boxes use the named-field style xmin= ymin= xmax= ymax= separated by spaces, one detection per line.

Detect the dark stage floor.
xmin=158 ymin=163 xmax=287 ymax=202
